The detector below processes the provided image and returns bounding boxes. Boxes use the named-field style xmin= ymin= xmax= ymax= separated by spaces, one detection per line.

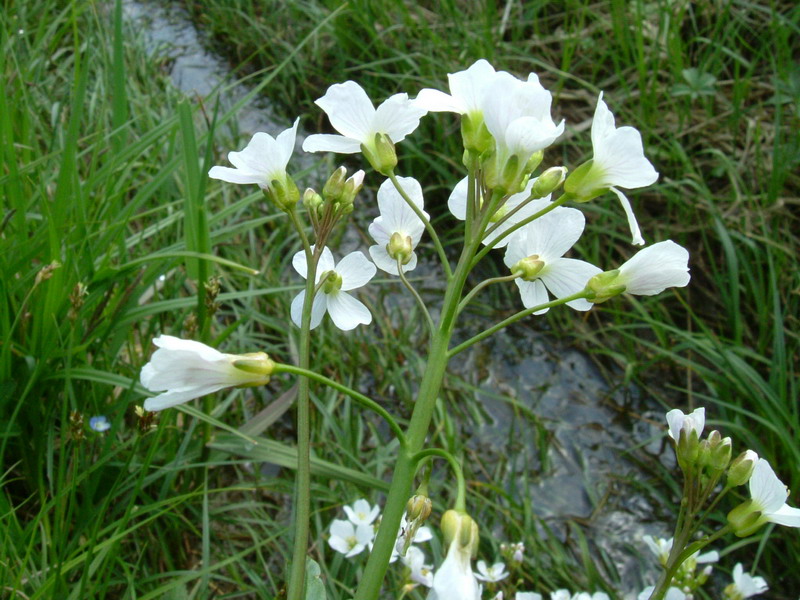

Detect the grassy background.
xmin=1 ymin=0 xmax=797 ymax=597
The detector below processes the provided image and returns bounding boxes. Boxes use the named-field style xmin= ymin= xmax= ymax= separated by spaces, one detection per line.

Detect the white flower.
xmin=291 ymin=247 xmax=376 ymax=331
xmin=725 ymin=563 xmax=769 ymax=598
xmin=638 ymin=587 xmax=686 ymax=600
xmin=89 ymin=416 xmax=111 ymax=432
xmin=503 ymin=208 xmax=601 ymax=314
xmin=517 ymin=594 xmax=543 ymax=600
xmin=140 ymin=335 xmax=274 ymax=411
xmin=414 ymin=59 xmax=498 ymax=117
xmin=566 ymin=93 xmax=658 ymax=245
xmin=368 ymin=177 xmax=428 ymax=274
xmin=551 ymin=591 xmax=572 ymax=600
xmin=208 ymin=119 xmax=298 ymax=190
xmin=746 ymin=458 xmax=800 ymax=527
xmin=616 ymin=240 xmax=690 ymax=295
xmin=302 ymin=81 xmax=426 ymax=155
xmin=402 ymin=546 xmax=434 ymax=588
xmin=642 ymin=535 xmax=672 ymax=564
xmin=328 ymin=518 xmax=374 ymax=558
xmin=474 ymin=560 xmax=508 ymax=583
xmin=343 ymin=499 xmax=380 ymax=527
xmin=427 ymin=538 xmax=481 ymax=600
xmin=447 ymin=177 xmax=552 ymax=248
xmin=484 ymin=71 xmax=565 ymax=157
xmin=665 ymin=407 xmax=705 ymax=442
xmin=510 ymin=541 xmax=525 ymax=563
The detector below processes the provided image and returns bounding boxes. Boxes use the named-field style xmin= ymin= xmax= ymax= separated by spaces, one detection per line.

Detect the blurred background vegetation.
xmin=1 ymin=0 xmax=797 ymax=597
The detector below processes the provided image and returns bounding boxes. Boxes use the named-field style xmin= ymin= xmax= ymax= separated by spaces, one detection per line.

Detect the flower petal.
xmin=768 ymin=503 xmax=800 ymax=527
xmin=514 ymin=207 xmax=586 ymax=262
xmin=447 ymin=59 xmax=498 ymax=115
xmin=369 ymin=244 xmax=417 ymax=276
xmin=207 ymin=166 xmax=266 ymax=186
xmin=540 ymin=258 xmax=601 ymax=311
xmin=618 ymin=240 xmax=690 ymax=294
xmin=326 ymin=291 xmax=372 ymax=330
xmin=414 ymin=88 xmax=464 ymax=113
xmin=372 ymin=93 xmax=427 ymax=143
xmin=447 ymin=176 xmax=469 ymax=220
xmin=144 ymin=386 xmax=228 ymax=411
xmin=302 ymin=133 xmax=363 ymax=154
xmin=750 ymin=458 xmax=789 ymax=513
xmin=315 ymin=81 xmax=374 ymax=141
xmin=337 ymin=251 xmax=377 ymax=291
xmin=290 ymin=290 xmax=327 ymax=329
xmin=609 ymin=187 xmax=645 ymax=246
xmin=515 ymin=279 xmax=550 ymax=313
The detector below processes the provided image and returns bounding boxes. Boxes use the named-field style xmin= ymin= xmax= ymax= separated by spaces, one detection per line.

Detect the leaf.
xmin=304 ymin=557 xmax=326 ymax=600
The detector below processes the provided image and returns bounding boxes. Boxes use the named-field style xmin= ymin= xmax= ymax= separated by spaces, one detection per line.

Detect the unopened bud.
xmin=512 ymin=256 xmax=545 ymax=281
xmin=677 ymin=425 xmax=702 ymax=470
xmin=323 ymin=166 xmax=347 ymax=202
xmin=531 ymin=166 xmax=567 ymax=198
xmin=341 ymin=170 xmax=365 ymax=207
xmin=303 ymin=188 xmax=323 ymax=214
xmin=710 ymin=436 xmax=732 ymax=471
xmin=586 ymin=270 xmax=626 ymax=303
xmin=406 ymin=495 xmax=432 ymax=522
xmin=362 ymin=133 xmax=397 ymax=176
xmin=727 ymin=450 xmax=758 ymax=487
xmin=387 ymin=232 xmax=414 ymax=265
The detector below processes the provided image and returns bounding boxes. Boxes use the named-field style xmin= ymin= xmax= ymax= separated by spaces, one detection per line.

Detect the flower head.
xmin=208 ymin=120 xmax=300 ymax=207
xmin=302 ymin=81 xmax=426 ymax=172
xmin=474 ymin=560 xmax=508 ymax=583
xmin=89 ymin=416 xmax=111 ymax=432
xmin=483 ymin=72 xmax=564 ymax=192
xmin=140 ymin=335 xmax=275 ymax=411
xmin=328 ymin=518 xmax=374 ymax=558
xmin=504 ymin=208 xmax=601 ymax=314
xmin=728 ymin=458 xmax=800 ymax=535
xmin=724 ymin=563 xmax=768 ymax=599
xmin=291 ymin=247 xmax=377 ymax=331
xmin=343 ymin=499 xmax=380 ymax=527
xmin=564 ymin=93 xmax=658 ymax=245
xmin=368 ymin=177 xmax=428 ymax=274
xmin=428 ymin=510 xmax=481 ymax=600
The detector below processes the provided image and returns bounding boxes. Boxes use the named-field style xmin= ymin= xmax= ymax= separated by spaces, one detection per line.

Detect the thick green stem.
xmin=286 ymin=208 xmax=316 ymax=600
xmin=353 ymin=227 xmax=482 ymax=600
xmin=274 ymin=363 xmax=407 ymax=445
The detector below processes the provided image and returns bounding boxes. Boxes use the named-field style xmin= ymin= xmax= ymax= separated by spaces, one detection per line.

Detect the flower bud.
xmin=406 ymin=494 xmax=433 ymax=523
xmin=303 ymin=188 xmax=324 ymax=214
xmin=388 ymin=232 xmax=414 ymax=265
xmin=531 ymin=166 xmax=567 ymax=198
xmin=563 ymin=159 xmax=609 ymax=202
xmin=727 ymin=450 xmax=758 ymax=487
xmin=727 ymin=499 xmax=768 ymax=537
xmin=341 ymin=169 xmax=365 ymax=207
xmin=512 ymin=256 xmax=545 ymax=281
xmin=710 ymin=435 xmax=732 ymax=472
xmin=323 ymin=166 xmax=347 ymax=202
xmin=677 ymin=425 xmax=702 ymax=470
xmin=362 ymin=133 xmax=397 ymax=176
xmin=586 ymin=270 xmax=626 ymax=303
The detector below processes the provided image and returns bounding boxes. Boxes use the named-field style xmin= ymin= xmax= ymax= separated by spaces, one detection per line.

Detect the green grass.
xmin=1 ymin=0 xmax=798 ymax=597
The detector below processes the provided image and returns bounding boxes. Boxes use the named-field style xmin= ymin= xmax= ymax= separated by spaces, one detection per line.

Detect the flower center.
xmin=320 ymin=270 xmax=343 ymax=294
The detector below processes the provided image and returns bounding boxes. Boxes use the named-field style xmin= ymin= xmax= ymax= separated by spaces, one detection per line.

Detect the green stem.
xmin=396 ymin=256 xmax=435 ymax=337
xmin=470 ymin=193 xmax=572 ymax=268
xmin=412 ymin=448 xmax=466 ymax=511
xmin=387 ymin=171 xmax=452 ymax=281
xmin=448 ymin=290 xmax=590 ymax=357
xmin=286 ymin=207 xmax=316 ymax=600
xmin=457 ymin=274 xmax=520 ymax=314
xmin=274 ymin=363 xmax=407 ymax=445
xmin=354 ymin=216 xmax=483 ymax=600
